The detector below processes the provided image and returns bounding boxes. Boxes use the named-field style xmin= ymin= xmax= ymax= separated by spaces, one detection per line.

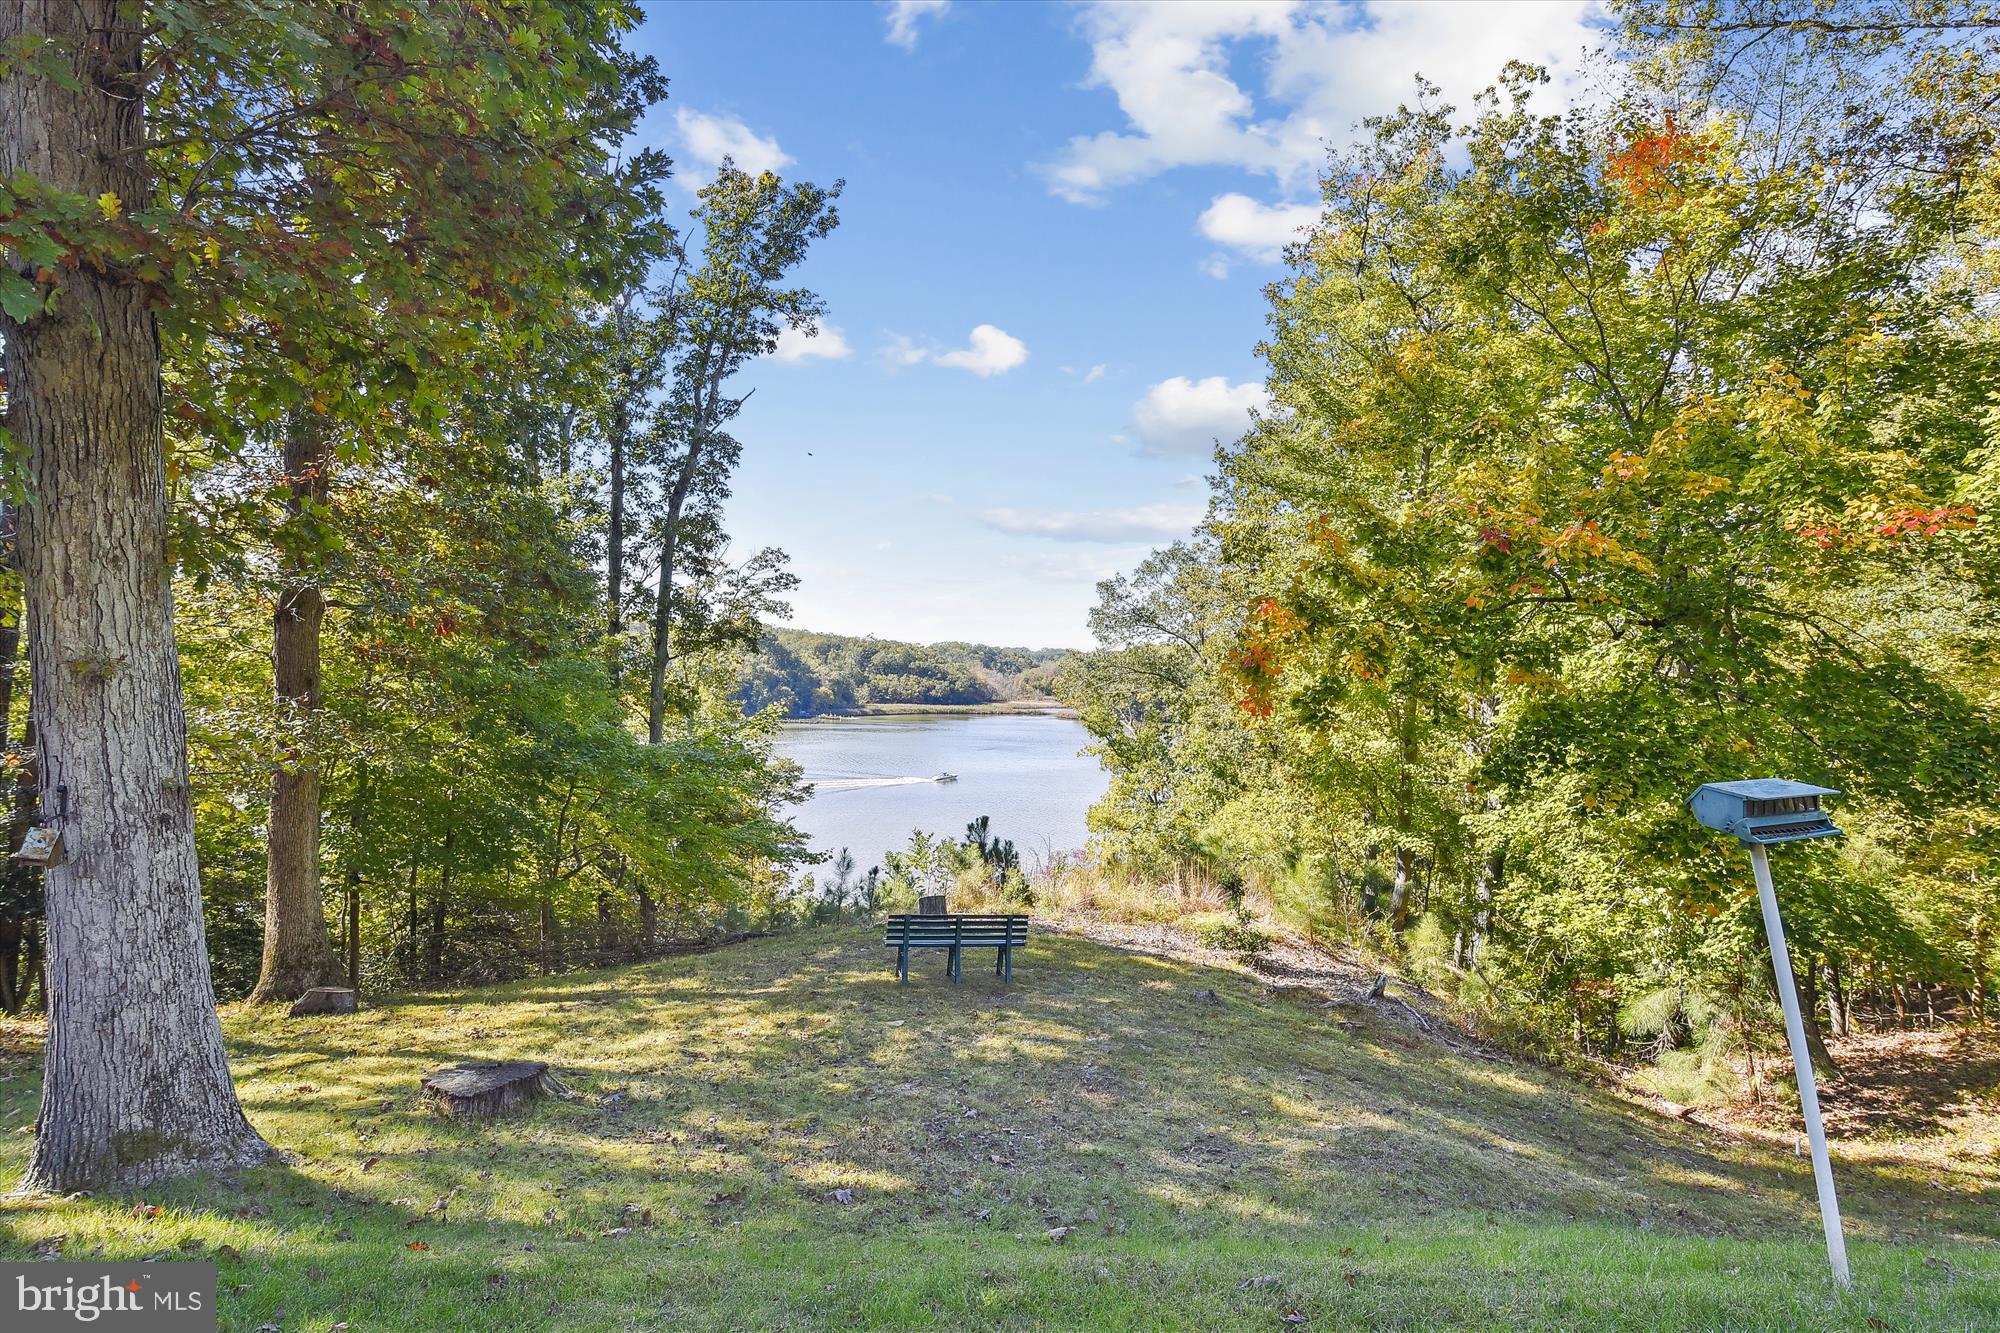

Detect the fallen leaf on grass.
xmin=1239 ymin=1275 xmax=1279 ymax=1290
xmin=601 ymin=1227 xmax=632 ymax=1238
xmin=824 ymin=1188 xmax=855 ymax=1206
xmin=1043 ymin=1226 xmax=1071 ymax=1243
xmin=131 ymin=1204 xmax=162 ymax=1219
xmin=362 ymin=1157 xmax=381 ymax=1172
xmin=1337 ymin=1247 xmax=1353 ymax=1258
xmin=406 ymin=1241 xmax=429 ymax=1251
xmin=214 ymin=1245 xmax=242 ymax=1263
xmin=1280 ymin=1313 xmax=1309 ymax=1326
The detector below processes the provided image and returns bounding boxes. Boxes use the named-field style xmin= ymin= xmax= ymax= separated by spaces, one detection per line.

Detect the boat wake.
xmin=809 ymin=775 xmax=939 ymax=792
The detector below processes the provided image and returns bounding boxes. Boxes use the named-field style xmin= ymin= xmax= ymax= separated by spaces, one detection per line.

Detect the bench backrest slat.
xmin=882 ymin=912 xmax=1028 ymax=947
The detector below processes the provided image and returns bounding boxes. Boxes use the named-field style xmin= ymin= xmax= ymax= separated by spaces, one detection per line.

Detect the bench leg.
xmin=951 ymin=946 xmax=962 ymax=984
xmin=1004 ymin=945 xmax=1012 ymax=982
xmin=899 ymin=943 xmax=909 ymax=985
xmin=995 ymin=947 xmax=1004 ymax=977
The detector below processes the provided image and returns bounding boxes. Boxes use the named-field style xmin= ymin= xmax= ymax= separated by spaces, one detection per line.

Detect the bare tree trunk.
xmin=1794 ymin=962 xmax=1842 ymax=1080
xmin=344 ymin=864 xmax=362 ymax=990
xmin=608 ymin=399 xmax=627 ymax=643
xmin=647 ymin=520 xmax=678 ymax=744
xmin=342 ymin=763 xmax=369 ymax=991
xmin=248 ymin=412 xmax=341 ymax=1002
xmin=1385 ymin=700 xmax=1417 ymax=933
xmin=3 ymin=0 xmax=266 ymax=1191
xmin=1824 ymin=960 xmax=1850 ymax=1038
xmin=1469 ymin=848 xmax=1501 ymax=969
xmin=1388 ymin=845 xmax=1415 ymax=934
xmin=2 ymin=711 xmax=41 ymax=1017
xmin=427 ymin=832 xmax=454 ymax=985
xmin=538 ymin=893 xmax=559 ymax=975
xmin=596 ymin=887 xmax=615 ymax=966
xmin=635 ymin=883 xmax=657 ymax=957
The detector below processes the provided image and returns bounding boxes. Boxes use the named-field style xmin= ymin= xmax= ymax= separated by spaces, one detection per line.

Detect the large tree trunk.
xmin=247 ymin=412 xmax=341 ymax=1002
xmin=2 ymin=0 xmax=266 ymax=1191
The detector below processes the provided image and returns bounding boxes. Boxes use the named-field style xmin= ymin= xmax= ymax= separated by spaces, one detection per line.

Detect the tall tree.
xmin=644 ymin=164 xmax=839 ymax=742
xmin=197 ymin=3 xmax=669 ymax=1002
xmin=0 ymin=0 xmax=266 ymax=1191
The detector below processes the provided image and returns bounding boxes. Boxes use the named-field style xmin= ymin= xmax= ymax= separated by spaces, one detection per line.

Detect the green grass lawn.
xmin=0 ymin=927 xmax=1994 ymax=1330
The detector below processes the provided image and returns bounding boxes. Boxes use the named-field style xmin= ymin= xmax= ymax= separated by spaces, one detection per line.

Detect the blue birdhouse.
xmin=1687 ymin=778 xmax=1842 ymax=847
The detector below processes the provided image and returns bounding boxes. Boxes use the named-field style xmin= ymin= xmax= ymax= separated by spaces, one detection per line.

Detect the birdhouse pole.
xmin=1747 ymin=841 xmax=1850 ymax=1288
xmin=1686 ymin=778 xmax=1851 ymax=1288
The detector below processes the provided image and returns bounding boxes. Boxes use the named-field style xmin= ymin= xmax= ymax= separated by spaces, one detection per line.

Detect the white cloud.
xmin=1198 ymin=254 xmax=1232 ymax=281
xmin=769 ymin=324 xmax=852 ymax=363
xmin=884 ymin=0 xmax=949 ymax=50
xmin=1082 ymin=364 xmax=1107 ymax=384
xmin=1004 ymin=547 xmax=1151 ymax=585
xmin=675 ymin=108 xmax=794 ymax=182
xmin=1130 ymin=375 xmax=1268 ymax=456
xmin=1198 ymin=192 xmax=1319 ymax=262
xmin=1042 ymin=2 xmax=1602 ymax=203
xmin=879 ymin=334 xmax=930 ymax=369
xmin=981 ymin=502 xmax=1204 ymax=543
xmin=932 ymin=324 xmax=1029 ymax=377
xmin=879 ymin=325 xmax=1029 ymax=376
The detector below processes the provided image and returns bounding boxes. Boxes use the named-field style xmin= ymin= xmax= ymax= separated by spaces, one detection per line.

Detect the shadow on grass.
xmin=0 ymin=926 xmax=1995 ymax=1330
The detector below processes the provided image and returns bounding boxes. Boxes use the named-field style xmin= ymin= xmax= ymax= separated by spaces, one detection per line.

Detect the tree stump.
xmin=918 ymin=894 xmax=948 ymax=916
xmin=420 ymin=1061 xmax=570 ymax=1117
xmin=288 ymin=987 xmax=358 ymax=1017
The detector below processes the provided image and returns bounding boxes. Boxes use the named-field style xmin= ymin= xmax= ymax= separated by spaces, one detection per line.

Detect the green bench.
xmin=883 ymin=913 xmax=1028 ymax=985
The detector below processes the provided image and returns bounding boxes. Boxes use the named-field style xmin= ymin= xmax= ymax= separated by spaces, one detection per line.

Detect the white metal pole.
xmin=1747 ymin=842 xmax=1851 ymax=1287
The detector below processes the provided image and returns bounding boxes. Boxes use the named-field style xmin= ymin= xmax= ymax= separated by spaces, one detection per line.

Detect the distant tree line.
xmin=737 ymin=627 xmax=1068 ymax=717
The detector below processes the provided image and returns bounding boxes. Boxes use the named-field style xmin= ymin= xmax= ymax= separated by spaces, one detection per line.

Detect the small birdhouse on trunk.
xmin=11 ymin=825 xmax=65 ymax=867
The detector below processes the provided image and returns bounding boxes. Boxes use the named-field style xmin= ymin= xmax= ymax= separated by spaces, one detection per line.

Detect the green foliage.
xmin=0 ymin=2 xmax=827 ymax=1001
xmin=1189 ymin=912 xmax=1272 ymax=957
xmin=1074 ymin=9 xmax=2000 ymax=1065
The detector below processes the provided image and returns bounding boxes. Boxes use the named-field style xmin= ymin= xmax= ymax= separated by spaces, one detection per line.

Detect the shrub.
xmin=1190 ymin=912 xmax=1272 ymax=956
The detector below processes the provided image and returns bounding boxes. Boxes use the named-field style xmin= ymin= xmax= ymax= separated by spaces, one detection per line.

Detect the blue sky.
xmin=631 ymin=1 xmax=1605 ymax=648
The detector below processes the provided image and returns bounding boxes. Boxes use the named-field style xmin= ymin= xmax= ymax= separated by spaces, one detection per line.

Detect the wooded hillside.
xmin=736 ymin=627 xmax=1069 ymax=716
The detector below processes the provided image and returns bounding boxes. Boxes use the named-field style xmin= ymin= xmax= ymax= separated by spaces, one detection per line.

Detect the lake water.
xmin=771 ymin=712 xmax=1107 ymax=871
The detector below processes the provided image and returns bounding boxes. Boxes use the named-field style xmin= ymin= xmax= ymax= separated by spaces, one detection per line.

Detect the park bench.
xmin=883 ymin=913 xmax=1028 ymax=985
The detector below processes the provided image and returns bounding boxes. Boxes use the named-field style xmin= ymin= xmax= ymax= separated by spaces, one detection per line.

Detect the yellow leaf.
xmin=96 ymin=191 xmax=120 ymax=220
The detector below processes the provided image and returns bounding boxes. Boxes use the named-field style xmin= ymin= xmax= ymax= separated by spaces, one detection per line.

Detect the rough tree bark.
xmin=247 ymin=411 xmax=342 ymax=1002
xmin=2 ymin=0 xmax=267 ymax=1191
